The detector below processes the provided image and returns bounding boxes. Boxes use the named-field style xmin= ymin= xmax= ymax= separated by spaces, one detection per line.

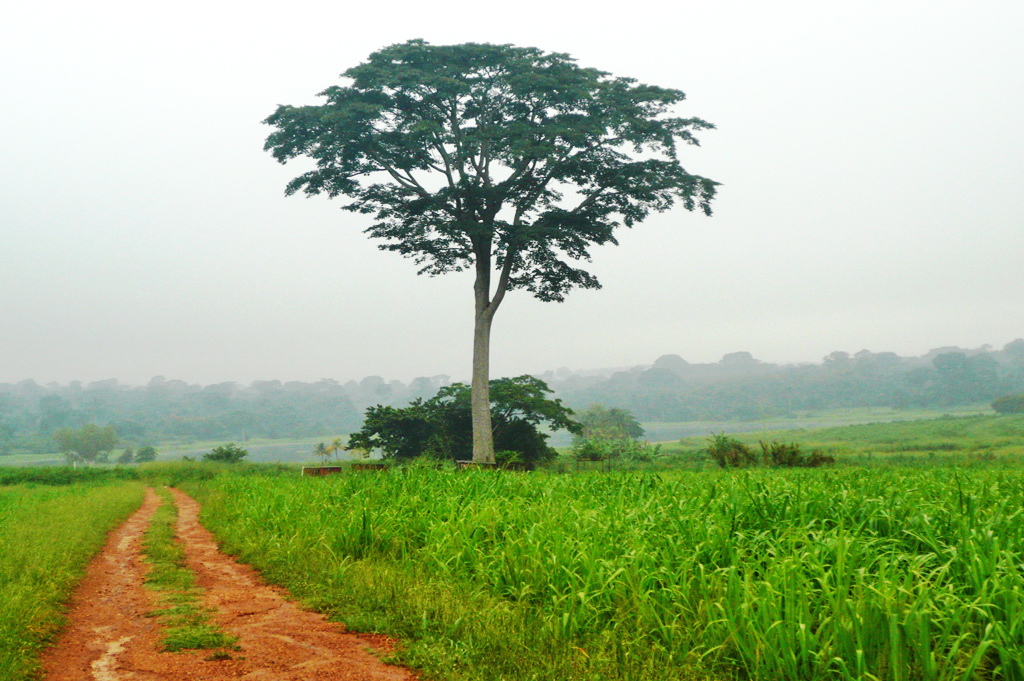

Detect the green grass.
xmin=0 ymin=481 xmax=145 ymax=681
xmin=639 ymin=405 xmax=994 ymax=443
xmin=0 ymin=465 xmax=142 ymax=486
xmin=0 ymin=453 xmax=66 ymax=467
xmin=141 ymin=487 xmax=236 ymax=653
xmin=185 ymin=464 xmax=1024 ymax=681
xmin=669 ymin=413 xmax=1024 ymax=466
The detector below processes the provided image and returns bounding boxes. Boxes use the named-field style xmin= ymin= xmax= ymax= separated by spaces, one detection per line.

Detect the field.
xmin=184 ymin=465 xmax=1024 ymax=680
xmin=0 ymin=436 xmax=348 ymax=468
xmin=0 ymin=480 xmax=144 ymax=680
xmin=1 ymin=405 xmax=994 ymax=468
xmin=2 ymin=414 xmax=1024 ymax=680
xmin=670 ymin=413 xmax=1024 ymax=466
xmin=639 ymin=405 xmax=994 ymax=444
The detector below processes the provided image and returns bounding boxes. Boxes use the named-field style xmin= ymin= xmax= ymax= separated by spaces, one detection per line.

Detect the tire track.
xmin=41 ymin=486 xmax=418 ymax=681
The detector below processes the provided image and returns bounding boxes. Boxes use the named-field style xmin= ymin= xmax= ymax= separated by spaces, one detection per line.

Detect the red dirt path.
xmin=41 ymin=487 xmax=419 ymax=681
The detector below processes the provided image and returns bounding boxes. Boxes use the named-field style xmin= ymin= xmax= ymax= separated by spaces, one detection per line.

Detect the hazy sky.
xmin=2 ymin=0 xmax=1022 ymax=386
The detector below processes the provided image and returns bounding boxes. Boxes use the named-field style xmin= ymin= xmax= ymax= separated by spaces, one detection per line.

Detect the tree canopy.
xmin=264 ymin=40 xmax=717 ymax=463
xmin=54 ymin=424 xmax=117 ymax=464
xmin=135 ymin=445 xmax=157 ymax=463
xmin=574 ymin=404 xmax=645 ymax=442
xmin=203 ymin=443 xmax=249 ymax=464
xmin=265 ymin=40 xmax=716 ymax=301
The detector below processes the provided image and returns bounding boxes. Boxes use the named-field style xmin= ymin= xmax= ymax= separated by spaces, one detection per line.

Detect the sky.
xmin=2 ymin=0 xmax=1022 ymax=386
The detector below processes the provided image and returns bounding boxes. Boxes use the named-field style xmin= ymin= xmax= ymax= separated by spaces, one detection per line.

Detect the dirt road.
xmin=41 ymin=487 xmax=418 ymax=681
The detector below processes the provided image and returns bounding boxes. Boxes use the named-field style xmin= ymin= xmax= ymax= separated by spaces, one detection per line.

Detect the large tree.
xmin=264 ymin=40 xmax=717 ymax=463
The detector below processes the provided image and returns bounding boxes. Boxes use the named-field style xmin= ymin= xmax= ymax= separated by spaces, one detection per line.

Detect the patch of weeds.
xmin=705 ymin=433 xmax=757 ymax=468
xmin=205 ymin=650 xmax=234 ymax=661
xmin=141 ymin=488 xmax=237 ymax=654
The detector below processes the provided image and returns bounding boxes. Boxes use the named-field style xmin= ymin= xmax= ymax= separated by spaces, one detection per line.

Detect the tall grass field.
xmin=0 ymin=481 xmax=144 ymax=681
xmin=186 ymin=466 xmax=1024 ymax=680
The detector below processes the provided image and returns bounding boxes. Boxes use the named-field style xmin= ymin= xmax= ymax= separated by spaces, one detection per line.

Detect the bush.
xmin=992 ymin=393 xmax=1024 ymax=414
xmin=759 ymin=441 xmax=834 ymax=468
xmin=571 ymin=438 xmax=661 ymax=463
xmin=202 ymin=443 xmax=248 ymax=464
xmin=348 ymin=376 xmax=577 ymax=466
xmin=572 ymin=439 xmax=609 ymax=461
xmin=705 ymin=434 xmax=757 ymax=468
xmin=135 ymin=445 xmax=158 ymax=463
xmin=0 ymin=466 xmax=140 ymax=486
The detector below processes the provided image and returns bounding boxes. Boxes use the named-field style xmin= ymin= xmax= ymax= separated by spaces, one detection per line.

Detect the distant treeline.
xmin=0 ymin=375 xmax=451 ymax=456
xmin=2 ymin=341 xmax=1022 ymax=455
xmin=540 ymin=340 xmax=1024 ymax=422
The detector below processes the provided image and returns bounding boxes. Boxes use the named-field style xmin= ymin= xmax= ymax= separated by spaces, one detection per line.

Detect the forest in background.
xmin=2 ymin=340 xmax=1022 ymax=456
xmin=542 ymin=339 xmax=1024 ymax=421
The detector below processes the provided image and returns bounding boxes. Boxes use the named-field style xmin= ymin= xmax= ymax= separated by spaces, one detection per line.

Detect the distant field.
xmin=0 ymin=435 xmax=356 ymax=467
xmin=641 ymin=404 xmax=993 ymax=444
xmin=157 ymin=436 xmax=357 ymax=464
xmin=667 ymin=412 xmax=1024 ymax=465
xmin=2 ymin=405 xmax=999 ymax=467
xmin=0 ymin=452 xmax=65 ymax=467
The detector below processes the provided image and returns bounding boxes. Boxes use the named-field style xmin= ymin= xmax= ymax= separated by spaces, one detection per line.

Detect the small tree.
xmin=348 ymin=376 xmax=579 ymax=466
xmin=265 ymin=40 xmax=717 ymax=464
xmin=574 ymin=404 xmax=645 ymax=442
xmin=54 ymin=424 xmax=118 ymax=465
xmin=571 ymin=404 xmax=656 ymax=462
xmin=314 ymin=441 xmax=329 ymax=462
xmin=203 ymin=443 xmax=248 ymax=464
xmin=759 ymin=441 xmax=834 ymax=468
xmin=135 ymin=445 xmax=158 ymax=463
xmin=705 ymin=433 xmax=757 ymax=468
xmin=116 ymin=447 xmax=134 ymax=464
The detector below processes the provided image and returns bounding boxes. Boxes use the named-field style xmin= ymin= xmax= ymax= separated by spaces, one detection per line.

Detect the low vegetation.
xmin=201 ymin=443 xmax=249 ymax=464
xmin=3 ymin=413 xmax=1024 ymax=680
xmin=0 ymin=482 xmax=144 ymax=681
xmin=0 ymin=465 xmax=141 ymax=486
xmin=185 ymin=465 xmax=1024 ymax=681
xmin=141 ymin=488 xmax=236 ymax=652
xmin=705 ymin=435 xmax=834 ymax=468
xmin=673 ymin=413 xmax=1024 ymax=466
xmin=992 ymin=393 xmax=1024 ymax=414
xmin=759 ymin=440 xmax=834 ymax=467
xmin=705 ymin=433 xmax=758 ymax=467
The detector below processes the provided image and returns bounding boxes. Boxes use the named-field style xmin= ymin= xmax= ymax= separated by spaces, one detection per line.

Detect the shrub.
xmin=572 ymin=439 xmax=609 ymax=461
xmin=135 ymin=445 xmax=158 ymax=463
xmin=614 ymin=439 xmax=661 ymax=462
xmin=992 ymin=393 xmax=1024 ymax=414
xmin=202 ymin=443 xmax=248 ymax=464
xmin=571 ymin=438 xmax=661 ymax=463
xmin=706 ymin=433 xmax=757 ymax=468
xmin=759 ymin=441 xmax=834 ymax=468
xmin=348 ymin=376 xmax=577 ymax=466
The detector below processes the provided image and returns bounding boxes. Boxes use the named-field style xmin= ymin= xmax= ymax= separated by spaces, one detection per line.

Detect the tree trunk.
xmin=471 ymin=309 xmax=495 ymax=464
xmin=470 ymin=239 xmax=513 ymax=465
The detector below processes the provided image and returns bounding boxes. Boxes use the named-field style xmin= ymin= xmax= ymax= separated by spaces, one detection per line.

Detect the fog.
xmin=2 ymin=0 xmax=1022 ymax=385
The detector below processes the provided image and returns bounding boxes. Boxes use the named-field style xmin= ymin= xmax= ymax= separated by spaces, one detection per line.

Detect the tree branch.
xmin=367 ymin=152 xmax=431 ymax=198
xmin=487 ymin=247 xmax=517 ymax=316
xmin=570 ymin=185 xmax=614 ymax=214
